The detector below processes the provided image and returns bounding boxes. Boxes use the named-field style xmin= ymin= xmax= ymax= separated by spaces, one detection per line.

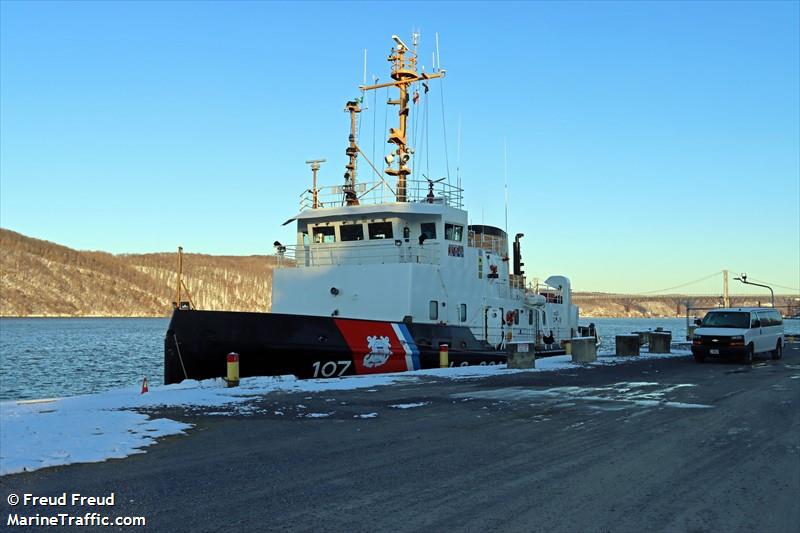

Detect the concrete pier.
xmin=649 ymin=332 xmax=672 ymax=353
xmin=571 ymin=337 xmax=597 ymax=363
xmin=616 ymin=335 xmax=640 ymax=356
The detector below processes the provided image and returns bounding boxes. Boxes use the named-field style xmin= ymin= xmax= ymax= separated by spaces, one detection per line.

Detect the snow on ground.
xmin=1 ymin=348 xmax=691 ymax=476
xmin=453 ymin=377 xmax=711 ymax=410
xmin=390 ymin=401 xmax=431 ymax=409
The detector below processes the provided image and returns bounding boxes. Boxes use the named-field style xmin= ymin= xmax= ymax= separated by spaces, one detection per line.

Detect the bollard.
xmin=439 ymin=343 xmax=449 ymax=368
xmin=632 ymin=331 xmax=650 ymax=346
xmin=563 ymin=339 xmax=572 ymax=355
xmin=507 ymin=342 xmax=536 ymax=369
xmin=616 ymin=335 xmax=640 ymax=356
xmin=571 ymin=337 xmax=597 ymax=363
xmin=649 ymin=332 xmax=671 ymax=354
xmin=226 ymin=352 xmax=240 ymax=387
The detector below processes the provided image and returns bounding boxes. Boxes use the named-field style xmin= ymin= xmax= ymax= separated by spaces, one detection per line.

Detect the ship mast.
xmin=343 ymin=100 xmax=361 ymax=206
xmin=360 ymin=34 xmax=445 ymax=202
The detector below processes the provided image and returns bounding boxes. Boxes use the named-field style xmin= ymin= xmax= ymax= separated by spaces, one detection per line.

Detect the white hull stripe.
xmin=392 ymin=323 xmax=421 ymax=370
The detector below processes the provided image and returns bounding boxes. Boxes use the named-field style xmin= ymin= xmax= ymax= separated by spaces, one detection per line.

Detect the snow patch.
xmin=454 ymin=380 xmax=710 ymax=411
xmin=1 ymin=373 xmax=419 ymax=476
xmin=390 ymin=402 xmax=431 ymax=409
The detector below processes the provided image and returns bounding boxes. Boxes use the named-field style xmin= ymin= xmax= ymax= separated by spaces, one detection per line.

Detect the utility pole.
xmin=723 ymin=269 xmax=730 ymax=308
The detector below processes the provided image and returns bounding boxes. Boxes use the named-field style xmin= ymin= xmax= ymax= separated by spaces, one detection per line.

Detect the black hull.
xmin=164 ymin=309 xmax=509 ymax=384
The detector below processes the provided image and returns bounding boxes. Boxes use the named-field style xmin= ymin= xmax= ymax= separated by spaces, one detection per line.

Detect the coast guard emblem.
xmin=364 ymin=335 xmax=392 ymax=368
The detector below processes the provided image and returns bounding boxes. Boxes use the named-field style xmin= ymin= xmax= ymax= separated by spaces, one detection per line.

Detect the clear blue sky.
xmin=1 ymin=0 xmax=798 ymax=295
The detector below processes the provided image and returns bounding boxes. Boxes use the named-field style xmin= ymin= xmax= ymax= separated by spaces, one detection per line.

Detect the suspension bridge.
xmin=573 ymin=270 xmax=800 ymax=317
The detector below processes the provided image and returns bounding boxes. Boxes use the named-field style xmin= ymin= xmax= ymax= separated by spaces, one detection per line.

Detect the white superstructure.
xmin=272 ymin=180 xmax=578 ymax=349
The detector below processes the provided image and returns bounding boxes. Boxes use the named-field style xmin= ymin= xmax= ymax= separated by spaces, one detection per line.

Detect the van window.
xmin=445 ymin=223 xmax=463 ymax=241
xmin=340 ymin=224 xmax=364 ymax=241
xmin=368 ymin=222 xmax=393 ymax=239
xmin=429 ymin=300 xmax=439 ymax=320
xmin=313 ymin=226 xmax=336 ymax=244
xmin=701 ymin=311 xmax=749 ymax=329
xmin=758 ymin=311 xmax=780 ymax=327
xmin=421 ymin=223 xmax=437 ymax=240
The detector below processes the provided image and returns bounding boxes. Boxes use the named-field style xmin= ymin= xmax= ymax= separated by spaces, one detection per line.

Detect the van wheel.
xmin=772 ymin=342 xmax=782 ymax=360
xmin=743 ymin=345 xmax=754 ymax=365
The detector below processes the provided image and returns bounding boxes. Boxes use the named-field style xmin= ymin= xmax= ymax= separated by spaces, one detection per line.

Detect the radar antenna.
xmin=305 ymin=159 xmax=326 ymax=209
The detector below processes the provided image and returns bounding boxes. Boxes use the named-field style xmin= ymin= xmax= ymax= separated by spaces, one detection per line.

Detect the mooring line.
xmin=173 ymin=333 xmax=189 ymax=381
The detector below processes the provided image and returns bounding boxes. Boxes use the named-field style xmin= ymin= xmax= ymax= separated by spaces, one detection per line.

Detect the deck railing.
xmin=300 ymin=179 xmax=463 ymax=211
xmin=468 ymin=231 xmax=508 ymax=256
xmin=276 ymin=241 xmax=440 ymax=268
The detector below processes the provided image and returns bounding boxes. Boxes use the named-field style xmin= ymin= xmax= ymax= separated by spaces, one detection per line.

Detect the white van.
xmin=691 ymin=307 xmax=784 ymax=364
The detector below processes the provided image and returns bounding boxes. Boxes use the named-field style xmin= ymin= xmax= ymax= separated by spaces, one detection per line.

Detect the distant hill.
xmin=0 ymin=229 xmax=276 ymax=317
xmin=1 ymin=228 xmax=795 ymax=318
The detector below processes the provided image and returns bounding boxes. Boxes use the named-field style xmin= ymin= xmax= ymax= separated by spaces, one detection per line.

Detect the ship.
xmin=164 ymin=33 xmax=586 ymax=384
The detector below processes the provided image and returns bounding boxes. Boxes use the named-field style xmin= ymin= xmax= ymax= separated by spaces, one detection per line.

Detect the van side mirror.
xmin=753 ymin=319 xmax=761 ymax=328
xmin=694 ymin=318 xmax=702 ymax=326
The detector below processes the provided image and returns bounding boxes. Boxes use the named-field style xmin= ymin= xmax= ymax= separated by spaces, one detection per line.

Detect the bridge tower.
xmin=723 ymin=270 xmax=730 ymax=308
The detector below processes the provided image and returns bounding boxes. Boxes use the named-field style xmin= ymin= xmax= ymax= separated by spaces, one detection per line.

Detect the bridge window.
xmin=421 ymin=222 xmax=437 ymax=240
xmin=445 ymin=223 xmax=463 ymax=242
xmin=514 ymin=310 xmax=519 ymax=325
xmin=459 ymin=303 xmax=467 ymax=322
xmin=529 ymin=310 xmax=533 ymax=325
xmin=313 ymin=226 xmax=335 ymax=244
xmin=368 ymin=221 xmax=393 ymax=239
xmin=429 ymin=300 xmax=439 ymax=320
xmin=340 ymin=224 xmax=364 ymax=241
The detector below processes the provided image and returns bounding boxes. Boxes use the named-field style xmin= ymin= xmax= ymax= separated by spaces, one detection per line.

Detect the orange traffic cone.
xmin=141 ymin=377 xmax=149 ymax=394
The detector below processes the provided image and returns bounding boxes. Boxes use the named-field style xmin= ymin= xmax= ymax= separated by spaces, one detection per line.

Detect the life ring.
xmin=505 ymin=310 xmax=514 ymax=325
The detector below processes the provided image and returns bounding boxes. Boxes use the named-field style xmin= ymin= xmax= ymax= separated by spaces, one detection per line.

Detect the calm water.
xmin=0 ymin=318 xmax=169 ymax=401
xmin=1 ymin=316 xmax=797 ymax=401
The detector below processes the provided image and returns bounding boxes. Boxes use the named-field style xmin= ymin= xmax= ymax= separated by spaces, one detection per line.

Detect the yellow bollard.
xmin=564 ymin=340 xmax=572 ymax=355
xmin=439 ymin=343 xmax=449 ymax=368
xmin=226 ymin=352 xmax=240 ymax=387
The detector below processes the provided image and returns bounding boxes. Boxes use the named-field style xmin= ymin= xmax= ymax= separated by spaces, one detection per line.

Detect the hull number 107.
xmin=312 ymin=360 xmax=352 ymax=378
